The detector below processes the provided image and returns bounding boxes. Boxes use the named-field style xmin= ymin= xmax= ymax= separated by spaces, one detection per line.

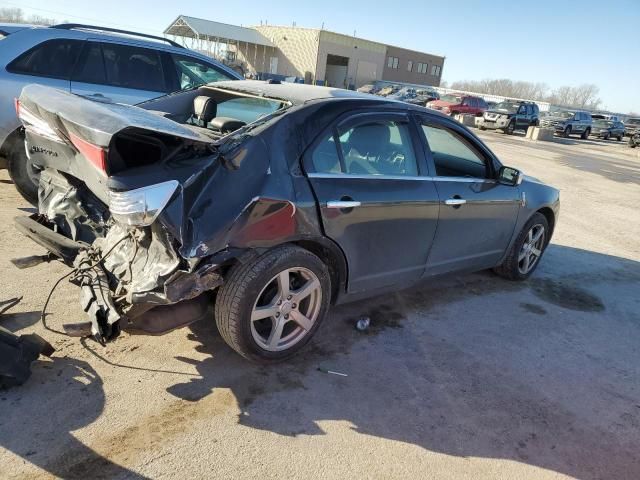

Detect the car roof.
xmin=204 ymin=80 xmax=388 ymax=106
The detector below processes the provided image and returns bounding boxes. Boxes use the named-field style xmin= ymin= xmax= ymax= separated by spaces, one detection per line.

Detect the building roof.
xmin=164 ymin=15 xmax=274 ymax=47
xmin=204 ymin=80 xmax=384 ymax=105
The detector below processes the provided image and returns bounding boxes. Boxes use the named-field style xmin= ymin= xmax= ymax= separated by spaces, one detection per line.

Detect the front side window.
xmin=310 ymin=119 xmax=419 ymax=177
xmin=172 ymin=55 xmax=233 ymax=90
xmin=8 ymin=39 xmax=82 ymax=79
xmin=100 ymin=43 xmax=165 ymax=91
xmin=421 ymin=123 xmax=488 ymax=179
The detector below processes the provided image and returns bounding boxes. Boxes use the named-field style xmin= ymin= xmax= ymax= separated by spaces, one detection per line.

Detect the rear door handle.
xmin=327 ymin=200 xmax=361 ymax=209
xmin=444 ymin=198 xmax=466 ymax=206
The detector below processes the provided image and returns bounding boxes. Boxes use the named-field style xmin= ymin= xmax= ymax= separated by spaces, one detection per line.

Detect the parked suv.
xmin=426 ymin=94 xmax=488 ymax=116
xmin=476 ymin=101 xmax=539 ymax=134
xmin=540 ymin=110 xmax=592 ymax=139
xmin=0 ymin=23 xmax=241 ymax=204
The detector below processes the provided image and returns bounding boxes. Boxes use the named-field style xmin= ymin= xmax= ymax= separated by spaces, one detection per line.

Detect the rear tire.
xmin=494 ymin=212 xmax=549 ymax=281
xmin=602 ymin=131 xmax=609 ymax=141
xmin=215 ymin=245 xmax=331 ymax=363
xmin=7 ymin=145 xmax=39 ymax=206
xmin=581 ymin=128 xmax=591 ymax=140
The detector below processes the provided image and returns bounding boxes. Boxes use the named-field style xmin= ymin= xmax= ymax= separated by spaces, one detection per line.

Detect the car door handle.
xmin=327 ymin=200 xmax=361 ymax=209
xmin=444 ymin=198 xmax=466 ymax=206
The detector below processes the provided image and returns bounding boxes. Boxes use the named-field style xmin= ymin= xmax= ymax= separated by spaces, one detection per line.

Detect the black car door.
xmin=303 ymin=112 xmax=440 ymax=294
xmin=416 ymin=114 xmax=522 ymax=276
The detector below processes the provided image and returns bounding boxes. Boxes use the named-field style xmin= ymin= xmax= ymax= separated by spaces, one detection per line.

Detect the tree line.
xmin=441 ymin=78 xmax=602 ymax=110
xmin=0 ymin=7 xmax=60 ymax=26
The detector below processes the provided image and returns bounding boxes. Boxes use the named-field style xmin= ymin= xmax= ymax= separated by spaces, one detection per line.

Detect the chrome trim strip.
xmin=307 ymin=172 xmax=497 ymax=184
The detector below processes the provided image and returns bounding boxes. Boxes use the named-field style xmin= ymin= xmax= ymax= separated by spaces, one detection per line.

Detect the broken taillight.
xmin=69 ymin=133 xmax=108 ymax=174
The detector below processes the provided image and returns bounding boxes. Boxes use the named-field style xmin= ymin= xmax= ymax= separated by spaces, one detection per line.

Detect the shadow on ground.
xmin=2 ymin=245 xmax=639 ymax=479
xmin=166 ymin=244 xmax=640 ymax=479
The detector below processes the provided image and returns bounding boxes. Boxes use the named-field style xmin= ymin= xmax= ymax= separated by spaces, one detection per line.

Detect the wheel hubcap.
xmin=250 ymin=267 xmax=322 ymax=352
xmin=518 ymin=224 xmax=545 ymax=275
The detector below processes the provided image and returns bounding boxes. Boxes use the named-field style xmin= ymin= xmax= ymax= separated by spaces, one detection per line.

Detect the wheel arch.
xmin=291 ymin=237 xmax=348 ymax=305
xmin=0 ymin=127 xmax=24 ymax=168
xmin=535 ymin=206 xmax=555 ymax=245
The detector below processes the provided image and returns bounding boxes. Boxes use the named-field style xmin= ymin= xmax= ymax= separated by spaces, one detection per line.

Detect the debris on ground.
xmin=318 ymin=366 xmax=348 ymax=377
xmin=355 ymin=316 xmax=371 ymax=332
xmin=0 ymin=297 xmax=55 ymax=389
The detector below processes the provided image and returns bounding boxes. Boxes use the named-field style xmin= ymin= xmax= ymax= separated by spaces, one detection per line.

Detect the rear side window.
xmin=7 ymin=39 xmax=82 ymax=79
xmin=72 ymin=42 xmax=106 ymax=84
xmin=309 ymin=119 xmax=418 ymax=177
xmin=101 ymin=43 xmax=165 ymax=91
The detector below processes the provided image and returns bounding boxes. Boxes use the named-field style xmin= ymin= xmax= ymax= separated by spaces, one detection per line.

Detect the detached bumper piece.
xmin=13 ymin=215 xmax=84 ymax=265
xmin=0 ymin=319 xmax=54 ymax=388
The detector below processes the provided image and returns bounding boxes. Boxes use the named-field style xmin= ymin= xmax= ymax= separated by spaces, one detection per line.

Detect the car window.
xmin=216 ymin=97 xmax=282 ymax=124
xmin=309 ymin=119 xmax=418 ymax=177
xmin=421 ymin=123 xmax=487 ymax=178
xmin=100 ymin=43 xmax=165 ymax=92
xmin=518 ymin=105 xmax=527 ymax=114
xmin=7 ymin=39 xmax=82 ymax=79
xmin=171 ymin=55 xmax=234 ymax=90
xmin=72 ymin=42 xmax=106 ymax=84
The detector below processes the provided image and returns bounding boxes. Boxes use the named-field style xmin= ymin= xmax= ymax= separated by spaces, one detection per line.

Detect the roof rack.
xmin=51 ymin=23 xmax=184 ymax=49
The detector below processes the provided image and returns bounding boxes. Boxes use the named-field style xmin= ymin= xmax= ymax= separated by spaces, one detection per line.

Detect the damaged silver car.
xmin=14 ymin=80 xmax=559 ymax=362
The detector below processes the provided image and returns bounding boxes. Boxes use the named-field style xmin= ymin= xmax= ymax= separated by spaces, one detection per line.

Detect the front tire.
xmin=215 ymin=245 xmax=331 ymax=362
xmin=494 ymin=212 xmax=549 ymax=281
xmin=563 ymin=126 xmax=572 ymax=138
xmin=7 ymin=145 xmax=39 ymax=206
xmin=504 ymin=120 xmax=515 ymax=135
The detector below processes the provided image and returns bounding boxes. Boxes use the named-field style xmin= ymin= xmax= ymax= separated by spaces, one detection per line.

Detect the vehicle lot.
xmin=0 ymin=133 xmax=639 ymax=479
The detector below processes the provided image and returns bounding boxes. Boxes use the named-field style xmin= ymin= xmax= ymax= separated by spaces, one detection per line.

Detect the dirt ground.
xmin=0 ymin=132 xmax=639 ymax=479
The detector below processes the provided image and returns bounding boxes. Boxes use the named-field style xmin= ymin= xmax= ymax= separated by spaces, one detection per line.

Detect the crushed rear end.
xmin=14 ymin=85 xmax=244 ymax=343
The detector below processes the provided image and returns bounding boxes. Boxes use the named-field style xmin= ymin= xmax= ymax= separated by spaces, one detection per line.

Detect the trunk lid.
xmin=18 ymin=84 xmax=214 ymax=202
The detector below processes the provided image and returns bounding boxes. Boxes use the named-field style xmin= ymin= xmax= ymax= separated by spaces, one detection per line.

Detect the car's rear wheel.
xmin=215 ymin=245 xmax=331 ymax=362
xmin=478 ymin=125 xmax=486 ymax=130
xmin=494 ymin=212 xmax=549 ymax=281
xmin=603 ymin=131 xmax=609 ymax=140
xmin=581 ymin=128 xmax=591 ymax=140
xmin=563 ymin=126 xmax=572 ymax=138
xmin=7 ymin=145 xmax=39 ymax=206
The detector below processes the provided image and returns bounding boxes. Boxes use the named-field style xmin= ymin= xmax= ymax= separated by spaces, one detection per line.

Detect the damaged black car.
xmin=14 ymin=80 xmax=559 ymax=362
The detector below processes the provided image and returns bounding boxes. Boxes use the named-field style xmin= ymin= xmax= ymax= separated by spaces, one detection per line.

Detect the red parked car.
xmin=427 ymin=94 xmax=488 ymax=116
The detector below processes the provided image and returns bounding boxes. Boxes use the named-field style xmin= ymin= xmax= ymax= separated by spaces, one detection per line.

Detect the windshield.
xmin=216 ymin=97 xmax=284 ymax=125
xmin=553 ymin=111 xmax=575 ymax=119
xmin=494 ymin=102 xmax=520 ymax=112
xmin=594 ymin=120 xmax=613 ymax=127
xmin=441 ymin=95 xmax=462 ymax=104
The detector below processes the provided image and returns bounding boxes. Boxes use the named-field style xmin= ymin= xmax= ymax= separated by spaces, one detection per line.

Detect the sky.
xmin=6 ymin=0 xmax=640 ymax=112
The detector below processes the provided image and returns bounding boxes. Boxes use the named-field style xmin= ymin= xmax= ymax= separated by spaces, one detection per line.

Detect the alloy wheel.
xmin=518 ymin=224 xmax=546 ymax=275
xmin=250 ymin=267 xmax=322 ymax=352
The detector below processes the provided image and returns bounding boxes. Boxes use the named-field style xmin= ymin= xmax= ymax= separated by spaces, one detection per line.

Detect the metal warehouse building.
xmin=165 ymin=16 xmax=445 ymax=89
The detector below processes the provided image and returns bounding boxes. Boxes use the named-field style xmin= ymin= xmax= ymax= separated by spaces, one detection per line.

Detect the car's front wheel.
xmin=215 ymin=245 xmax=331 ymax=362
xmin=504 ymin=120 xmax=515 ymax=135
xmin=494 ymin=212 xmax=549 ymax=281
xmin=563 ymin=126 xmax=572 ymax=138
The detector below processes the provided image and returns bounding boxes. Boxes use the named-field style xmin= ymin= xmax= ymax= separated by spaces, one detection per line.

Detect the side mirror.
xmin=498 ymin=166 xmax=523 ymax=186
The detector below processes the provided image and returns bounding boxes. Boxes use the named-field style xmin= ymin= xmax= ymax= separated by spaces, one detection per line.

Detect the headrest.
xmin=210 ymin=117 xmax=246 ymax=133
xmin=193 ymin=96 xmax=217 ymax=126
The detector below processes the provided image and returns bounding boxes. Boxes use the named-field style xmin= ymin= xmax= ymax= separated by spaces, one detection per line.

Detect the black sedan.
xmin=14 ymin=80 xmax=560 ymax=362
